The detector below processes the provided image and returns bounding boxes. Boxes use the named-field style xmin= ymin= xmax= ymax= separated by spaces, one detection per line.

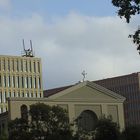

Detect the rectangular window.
xmin=12 ymin=76 xmax=15 ymax=88
xmin=7 ymin=76 xmax=10 ymax=87
xmin=38 ymin=62 xmax=40 ymax=73
xmin=34 ymin=62 xmax=36 ymax=72
xmin=25 ymin=77 xmax=27 ymax=88
xmin=17 ymin=76 xmax=20 ymax=88
xmin=22 ymin=76 xmax=24 ymax=88
xmin=15 ymin=60 xmax=19 ymax=71
xmin=7 ymin=91 xmax=9 ymax=98
xmin=31 ymin=92 xmax=33 ymax=97
xmin=23 ymin=61 xmax=25 ymax=72
xmin=3 ymin=91 xmax=6 ymax=103
xmin=0 ymin=92 xmax=2 ymax=103
xmin=27 ymin=77 xmax=28 ymax=88
xmin=8 ymin=59 xmax=10 ymax=71
xmin=21 ymin=60 xmax=23 ymax=71
xmin=12 ymin=60 xmax=14 ymax=71
xmin=34 ymin=77 xmax=36 ymax=88
xmin=29 ymin=61 xmax=32 ymax=72
xmin=26 ymin=61 xmax=28 ymax=72
xmin=3 ymin=76 xmax=6 ymax=87
xmin=0 ymin=59 xmax=1 ymax=71
xmin=0 ymin=76 xmax=2 ymax=87
xmin=38 ymin=77 xmax=41 ymax=89
xmin=3 ymin=59 xmax=6 ymax=71
xmin=30 ymin=77 xmax=32 ymax=88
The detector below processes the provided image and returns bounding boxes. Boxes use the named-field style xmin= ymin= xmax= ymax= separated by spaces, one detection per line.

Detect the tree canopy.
xmin=8 ymin=103 xmax=73 ymax=140
xmin=112 ymin=0 xmax=140 ymax=54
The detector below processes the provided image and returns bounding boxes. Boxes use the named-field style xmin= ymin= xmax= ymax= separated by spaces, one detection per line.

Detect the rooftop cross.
xmin=81 ymin=70 xmax=87 ymax=82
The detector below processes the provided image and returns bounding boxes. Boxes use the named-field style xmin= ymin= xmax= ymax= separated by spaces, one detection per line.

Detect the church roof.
xmin=44 ymin=85 xmax=73 ymax=97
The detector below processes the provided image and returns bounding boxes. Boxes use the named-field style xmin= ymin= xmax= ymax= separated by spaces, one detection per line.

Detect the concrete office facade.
xmin=0 ymin=55 xmax=43 ymax=113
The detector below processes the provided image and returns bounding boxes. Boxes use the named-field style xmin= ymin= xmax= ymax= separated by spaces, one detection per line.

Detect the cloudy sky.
xmin=0 ymin=0 xmax=139 ymax=89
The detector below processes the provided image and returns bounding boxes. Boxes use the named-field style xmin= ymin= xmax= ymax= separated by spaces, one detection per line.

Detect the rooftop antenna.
xmin=30 ymin=40 xmax=33 ymax=51
xmin=22 ymin=39 xmax=34 ymax=57
xmin=81 ymin=70 xmax=87 ymax=82
xmin=22 ymin=39 xmax=25 ymax=51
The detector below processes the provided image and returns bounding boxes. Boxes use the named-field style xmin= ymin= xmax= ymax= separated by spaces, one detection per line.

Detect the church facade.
xmin=1 ymin=81 xmax=125 ymax=134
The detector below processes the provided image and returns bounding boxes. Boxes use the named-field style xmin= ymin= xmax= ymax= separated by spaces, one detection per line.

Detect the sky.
xmin=0 ymin=0 xmax=139 ymax=89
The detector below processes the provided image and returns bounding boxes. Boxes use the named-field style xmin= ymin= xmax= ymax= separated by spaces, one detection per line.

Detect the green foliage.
xmin=112 ymin=0 xmax=140 ymax=54
xmin=120 ymin=125 xmax=140 ymax=140
xmin=8 ymin=103 xmax=73 ymax=140
xmin=0 ymin=132 xmax=8 ymax=140
xmin=112 ymin=0 xmax=140 ymax=23
xmin=94 ymin=116 xmax=120 ymax=140
xmin=129 ymin=28 xmax=140 ymax=54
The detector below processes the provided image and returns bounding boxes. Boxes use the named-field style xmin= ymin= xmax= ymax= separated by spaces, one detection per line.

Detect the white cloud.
xmin=0 ymin=13 xmax=139 ymax=89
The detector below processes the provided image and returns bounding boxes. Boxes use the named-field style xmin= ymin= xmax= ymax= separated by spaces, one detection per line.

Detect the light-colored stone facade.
xmin=7 ymin=81 xmax=125 ymax=130
xmin=0 ymin=55 xmax=43 ymax=113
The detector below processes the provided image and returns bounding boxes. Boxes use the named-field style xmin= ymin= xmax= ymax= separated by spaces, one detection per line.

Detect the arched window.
xmin=77 ymin=110 xmax=98 ymax=131
xmin=21 ymin=105 xmax=28 ymax=121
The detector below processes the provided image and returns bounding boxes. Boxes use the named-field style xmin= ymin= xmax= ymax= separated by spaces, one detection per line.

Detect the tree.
xmin=8 ymin=118 xmax=32 ymax=140
xmin=112 ymin=0 xmax=140 ymax=54
xmin=120 ymin=125 xmax=140 ymax=140
xmin=94 ymin=116 xmax=120 ymax=140
xmin=8 ymin=103 xmax=74 ymax=140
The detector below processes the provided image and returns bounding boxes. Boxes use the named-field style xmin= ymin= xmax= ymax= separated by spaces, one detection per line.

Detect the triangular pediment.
xmin=48 ymin=81 xmax=125 ymax=103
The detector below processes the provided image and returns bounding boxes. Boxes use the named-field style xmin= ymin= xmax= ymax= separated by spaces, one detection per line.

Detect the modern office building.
xmin=94 ymin=72 xmax=140 ymax=126
xmin=0 ymin=54 xmax=43 ymax=113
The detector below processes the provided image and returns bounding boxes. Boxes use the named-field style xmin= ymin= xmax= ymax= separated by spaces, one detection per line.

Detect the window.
xmin=31 ymin=92 xmax=33 ymax=97
xmin=8 ymin=59 xmax=10 ymax=71
xmin=17 ymin=92 xmax=20 ymax=97
xmin=29 ymin=61 xmax=32 ymax=72
xmin=7 ymin=75 xmax=10 ymax=87
xmin=12 ymin=59 xmax=14 ymax=71
xmin=25 ymin=77 xmax=28 ymax=88
xmin=30 ymin=77 xmax=32 ymax=88
xmin=21 ymin=76 xmax=24 ymax=88
xmin=3 ymin=59 xmax=6 ymax=71
xmin=17 ymin=76 xmax=20 ymax=88
xmin=34 ymin=77 xmax=36 ymax=88
xmin=0 ymin=59 xmax=1 ymax=71
xmin=26 ymin=61 xmax=28 ymax=72
xmin=34 ymin=61 xmax=36 ymax=72
xmin=21 ymin=60 xmax=23 ymax=71
xmin=12 ymin=76 xmax=15 ymax=88
xmin=25 ymin=77 xmax=27 ymax=88
xmin=7 ymin=91 xmax=10 ymax=98
xmin=15 ymin=60 xmax=18 ymax=71
xmin=77 ymin=110 xmax=98 ymax=131
xmin=3 ymin=76 xmax=6 ymax=87
xmin=38 ymin=77 xmax=41 ymax=89
xmin=3 ymin=91 xmax=6 ymax=103
xmin=21 ymin=105 xmax=28 ymax=121
xmin=23 ymin=60 xmax=27 ymax=72
xmin=38 ymin=62 xmax=40 ymax=73
xmin=0 ymin=76 xmax=2 ymax=87
xmin=0 ymin=92 xmax=2 ymax=103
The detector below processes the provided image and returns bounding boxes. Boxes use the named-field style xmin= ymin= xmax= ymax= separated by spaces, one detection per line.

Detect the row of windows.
xmin=0 ymin=75 xmax=41 ymax=89
xmin=0 ymin=58 xmax=40 ymax=73
xmin=0 ymin=91 xmax=42 ymax=103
